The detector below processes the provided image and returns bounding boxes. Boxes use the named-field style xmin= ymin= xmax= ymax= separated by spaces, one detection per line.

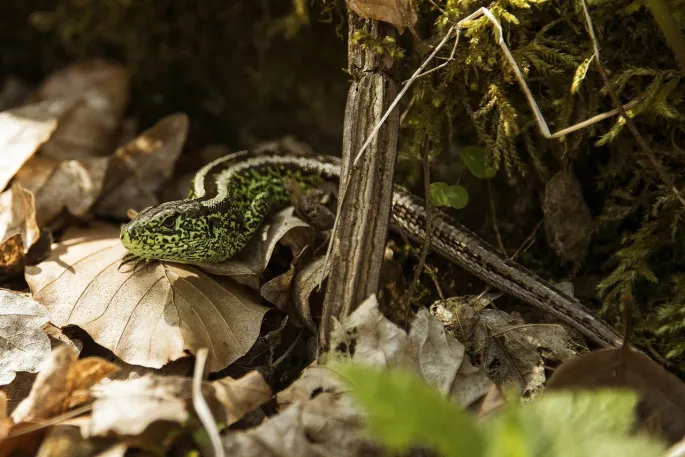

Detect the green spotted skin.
xmin=120 ymin=148 xmax=623 ymax=348
xmin=121 ymin=149 xmax=339 ymax=263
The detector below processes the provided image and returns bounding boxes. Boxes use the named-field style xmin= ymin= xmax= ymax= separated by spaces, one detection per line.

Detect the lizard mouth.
xmin=120 ymin=223 xmax=140 ymax=255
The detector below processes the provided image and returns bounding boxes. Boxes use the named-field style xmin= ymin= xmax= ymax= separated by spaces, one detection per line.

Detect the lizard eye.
xmin=162 ymin=216 xmax=176 ymax=228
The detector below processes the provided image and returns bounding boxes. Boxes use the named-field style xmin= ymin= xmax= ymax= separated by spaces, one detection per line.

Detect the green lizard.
xmin=120 ymin=148 xmax=623 ymax=348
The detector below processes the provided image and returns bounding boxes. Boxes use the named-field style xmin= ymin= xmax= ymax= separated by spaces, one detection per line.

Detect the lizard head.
xmin=120 ymin=200 xmax=229 ymax=263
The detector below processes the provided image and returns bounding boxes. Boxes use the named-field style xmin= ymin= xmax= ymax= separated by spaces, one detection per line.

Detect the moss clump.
xmin=398 ymin=0 xmax=685 ymax=365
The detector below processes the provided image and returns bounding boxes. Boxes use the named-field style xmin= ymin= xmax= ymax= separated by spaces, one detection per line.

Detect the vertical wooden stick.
xmin=318 ymin=13 xmax=399 ymax=354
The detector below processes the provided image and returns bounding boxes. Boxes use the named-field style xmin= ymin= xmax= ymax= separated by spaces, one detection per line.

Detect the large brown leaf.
xmin=25 ymin=225 xmax=269 ymax=371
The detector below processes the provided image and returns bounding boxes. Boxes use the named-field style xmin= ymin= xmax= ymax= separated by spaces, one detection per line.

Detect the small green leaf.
xmin=461 ymin=146 xmax=497 ymax=179
xmin=430 ymin=182 xmax=469 ymax=209
xmin=333 ymin=363 xmax=485 ymax=457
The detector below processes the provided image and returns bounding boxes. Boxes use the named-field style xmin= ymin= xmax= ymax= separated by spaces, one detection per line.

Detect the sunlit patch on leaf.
xmin=88 ymin=370 xmax=271 ymax=438
xmin=571 ymin=55 xmax=594 ymax=95
xmin=0 ymin=100 xmax=66 ymax=191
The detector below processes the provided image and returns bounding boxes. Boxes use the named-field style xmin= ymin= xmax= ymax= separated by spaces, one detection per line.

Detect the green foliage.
xmin=430 ymin=182 xmax=469 ymax=209
xmin=334 ymin=363 xmax=485 ymax=457
xmin=402 ymin=0 xmax=685 ymax=364
xmin=461 ymin=145 xmax=498 ymax=178
xmin=336 ymin=363 xmax=666 ymax=457
xmin=484 ymin=389 xmax=663 ymax=457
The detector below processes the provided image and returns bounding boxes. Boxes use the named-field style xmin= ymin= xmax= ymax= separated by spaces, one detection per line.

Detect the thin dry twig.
xmin=486 ymin=179 xmax=508 ymax=256
xmin=396 ymin=225 xmax=445 ymax=301
xmin=510 ymin=218 xmax=545 ymax=261
xmin=579 ymin=0 xmax=685 ymax=210
xmin=192 ymin=348 xmax=224 ymax=457
xmin=404 ymin=144 xmax=434 ymax=326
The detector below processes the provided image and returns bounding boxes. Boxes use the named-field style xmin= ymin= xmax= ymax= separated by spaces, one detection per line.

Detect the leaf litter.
xmin=0 ymin=56 xmax=683 ymax=456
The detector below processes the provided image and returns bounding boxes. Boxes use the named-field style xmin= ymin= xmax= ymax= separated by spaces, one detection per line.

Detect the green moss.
xmin=401 ymin=0 xmax=685 ymax=366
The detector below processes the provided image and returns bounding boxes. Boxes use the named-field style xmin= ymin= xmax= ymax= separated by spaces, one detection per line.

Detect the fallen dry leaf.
xmin=346 ymin=0 xmax=417 ymax=29
xmin=431 ymin=295 xmax=584 ymax=399
xmin=547 ymin=345 xmax=685 ymax=444
xmin=11 ymin=345 xmax=118 ymax=423
xmin=0 ymin=100 xmax=68 ymax=191
xmin=292 ymin=255 xmax=328 ymax=331
xmin=0 ymin=421 xmax=46 ymax=457
xmin=409 ymin=307 xmax=465 ymax=395
xmin=222 ymin=404 xmax=320 ymax=457
xmin=277 ymin=365 xmax=346 ymax=409
xmin=409 ymin=308 xmax=492 ymax=406
xmin=198 ymin=207 xmax=314 ymax=289
xmin=212 ymin=370 xmax=272 ymax=425
xmin=96 ymin=113 xmax=188 ymax=220
xmin=0 ymin=289 xmax=50 ymax=385
xmin=0 ymin=184 xmax=39 ymax=272
xmin=0 ymin=391 xmax=9 ymax=438
xmin=276 ymin=366 xmax=380 ymax=456
xmin=329 ymin=295 xmax=492 ymax=407
xmin=0 ymin=235 xmax=25 ymax=274
xmin=25 ymin=225 xmax=269 ymax=371
xmin=329 ymin=294 xmax=411 ymax=368
xmin=88 ymin=375 xmax=190 ymax=437
xmin=14 ymin=156 xmax=109 ymax=226
xmin=471 ymin=308 xmax=583 ymax=399
xmin=32 ymin=59 xmax=130 ymax=161
xmin=274 ymin=299 xmax=495 ymax=457
xmin=88 ymin=370 xmax=271 ymax=437
xmin=543 ymin=170 xmax=592 ymax=267
xmin=475 ymin=384 xmax=507 ymax=420
xmin=260 ymin=246 xmax=310 ymax=311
